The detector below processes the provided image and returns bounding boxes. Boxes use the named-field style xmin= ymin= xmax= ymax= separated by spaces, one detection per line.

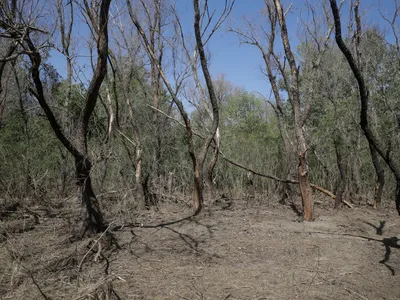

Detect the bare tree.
xmin=0 ymin=0 xmax=17 ymax=124
xmin=273 ymin=0 xmax=314 ymax=220
xmin=55 ymin=0 xmax=73 ymax=107
xmin=229 ymin=1 xmax=297 ymax=202
xmin=330 ymin=0 xmax=400 ymax=215
xmin=173 ymin=1 xmax=233 ymax=198
xmin=128 ymin=0 xmax=233 ymax=214
xmin=0 ymin=0 xmax=113 ymax=233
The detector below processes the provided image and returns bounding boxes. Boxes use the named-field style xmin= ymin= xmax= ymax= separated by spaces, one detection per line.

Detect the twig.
xmin=6 ymin=246 xmax=52 ymax=299
xmin=117 ymin=129 xmax=137 ymax=147
xmin=112 ymin=214 xmax=196 ymax=231
xmin=344 ymin=287 xmax=370 ymax=300
xmin=78 ymin=222 xmax=112 ymax=273
xmin=94 ymin=241 xmax=102 ymax=262
xmin=28 ymin=271 xmax=52 ymax=300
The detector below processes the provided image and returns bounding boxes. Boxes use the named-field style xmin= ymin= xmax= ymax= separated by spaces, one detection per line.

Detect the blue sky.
xmin=49 ymin=0 xmax=399 ymax=97
xmin=203 ymin=0 xmax=399 ymax=96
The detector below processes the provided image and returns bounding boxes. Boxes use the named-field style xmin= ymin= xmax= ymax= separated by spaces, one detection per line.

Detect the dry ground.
xmin=1 ymin=195 xmax=400 ymax=299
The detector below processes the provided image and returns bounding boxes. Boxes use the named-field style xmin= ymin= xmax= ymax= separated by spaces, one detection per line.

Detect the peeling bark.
xmin=274 ymin=0 xmax=314 ymax=220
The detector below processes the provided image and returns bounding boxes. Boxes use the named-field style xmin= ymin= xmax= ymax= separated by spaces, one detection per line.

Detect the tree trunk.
xmin=0 ymin=44 xmax=16 ymax=125
xmin=129 ymin=0 xmax=223 ymax=215
xmin=351 ymin=132 xmax=362 ymax=196
xmin=334 ymin=140 xmax=346 ymax=209
xmin=369 ymin=143 xmax=385 ymax=208
xmin=76 ymin=156 xmax=105 ymax=233
xmin=331 ymin=0 xmax=400 ymax=215
xmin=396 ymin=181 xmax=400 ymax=215
xmin=23 ymin=0 xmax=112 ymax=234
xmin=193 ymin=160 xmax=204 ymax=214
xmin=281 ymin=138 xmax=297 ymax=203
xmin=59 ymin=147 xmax=68 ymax=196
xmin=297 ymin=135 xmax=314 ymax=220
xmin=274 ymin=0 xmax=313 ymax=220
xmin=207 ymin=127 xmax=220 ymax=198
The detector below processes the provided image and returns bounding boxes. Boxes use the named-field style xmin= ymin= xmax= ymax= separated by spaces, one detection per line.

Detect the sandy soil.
xmin=1 ymin=197 xmax=399 ymax=299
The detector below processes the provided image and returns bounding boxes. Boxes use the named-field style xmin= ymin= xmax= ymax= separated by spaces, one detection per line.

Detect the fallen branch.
xmin=220 ymin=152 xmax=353 ymax=208
xmin=112 ymin=213 xmax=196 ymax=231
xmin=78 ymin=222 xmax=112 ymax=273
xmin=150 ymin=106 xmax=352 ymax=208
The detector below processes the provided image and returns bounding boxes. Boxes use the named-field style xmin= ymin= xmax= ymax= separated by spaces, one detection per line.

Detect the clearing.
xmin=1 ymin=197 xmax=399 ymax=299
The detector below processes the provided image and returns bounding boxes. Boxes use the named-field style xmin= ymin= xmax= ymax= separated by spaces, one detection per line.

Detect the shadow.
xmin=164 ymin=226 xmax=199 ymax=251
xmin=345 ymin=233 xmax=399 ymax=276
xmin=379 ymin=237 xmax=400 ymax=276
xmin=289 ymin=203 xmax=303 ymax=217
xmin=193 ymin=219 xmax=217 ymax=237
xmin=363 ymin=220 xmax=385 ymax=235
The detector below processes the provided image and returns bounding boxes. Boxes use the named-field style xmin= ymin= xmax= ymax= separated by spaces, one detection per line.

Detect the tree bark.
xmin=0 ymin=44 xmax=17 ymax=126
xmin=330 ymin=0 xmax=400 ymax=215
xmin=128 ymin=0 xmax=223 ymax=214
xmin=274 ymin=0 xmax=314 ymax=220
xmin=334 ymin=139 xmax=346 ymax=209
xmin=369 ymin=143 xmax=385 ymax=208
xmin=207 ymin=127 xmax=220 ymax=197
xmin=193 ymin=0 xmax=221 ymax=211
xmin=264 ymin=2 xmax=297 ymax=201
xmin=22 ymin=0 xmax=112 ymax=233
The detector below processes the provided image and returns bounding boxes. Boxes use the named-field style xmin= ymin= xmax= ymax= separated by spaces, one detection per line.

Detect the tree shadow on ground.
xmin=347 ymin=228 xmax=400 ymax=276
xmin=378 ymin=236 xmax=400 ymax=276
xmin=363 ymin=220 xmax=385 ymax=235
xmin=360 ymin=220 xmax=399 ymax=275
xmin=289 ymin=203 xmax=303 ymax=217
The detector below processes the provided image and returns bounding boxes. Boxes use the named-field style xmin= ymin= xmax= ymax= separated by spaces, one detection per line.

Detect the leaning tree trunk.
xmin=330 ymin=0 xmax=400 ymax=215
xmin=274 ymin=0 xmax=314 ymax=220
xmin=22 ymin=0 xmax=112 ymax=234
xmin=263 ymin=1 xmax=297 ymax=202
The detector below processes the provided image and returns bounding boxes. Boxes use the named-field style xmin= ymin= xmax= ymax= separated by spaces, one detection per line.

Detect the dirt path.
xmin=111 ymin=204 xmax=400 ymax=299
xmin=1 ymin=200 xmax=399 ymax=299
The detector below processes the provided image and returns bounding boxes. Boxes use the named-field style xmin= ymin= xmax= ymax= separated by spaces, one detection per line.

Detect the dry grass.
xmin=1 ymin=195 xmax=400 ymax=299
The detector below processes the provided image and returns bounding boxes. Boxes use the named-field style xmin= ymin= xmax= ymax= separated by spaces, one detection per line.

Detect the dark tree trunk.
xmin=76 ymin=156 xmax=105 ymax=233
xmin=334 ymin=140 xmax=346 ymax=209
xmin=0 ymin=44 xmax=17 ymax=125
xmin=396 ymin=181 xmax=400 ymax=215
xmin=369 ymin=143 xmax=385 ymax=208
xmin=129 ymin=0 xmax=222 ymax=214
xmin=192 ymin=0 xmax=220 ymax=213
xmin=22 ymin=0 xmax=112 ymax=233
xmin=331 ymin=0 xmax=400 ymax=215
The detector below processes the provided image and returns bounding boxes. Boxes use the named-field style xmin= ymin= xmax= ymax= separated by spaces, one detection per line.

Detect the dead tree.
xmin=330 ymin=0 xmax=400 ymax=215
xmin=172 ymin=2 xmax=232 ymax=199
xmin=229 ymin=1 xmax=297 ymax=202
xmin=0 ymin=0 xmax=17 ymax=125
xmin=273 ymin=0 xmax=314 ymax=220
xmin=0 ymin=0 xmax=112 ymax=233
xmin=128 ymin=0 xmax=232 ymax=214
xmin=349 ymin=0 xmax=385 ymax=208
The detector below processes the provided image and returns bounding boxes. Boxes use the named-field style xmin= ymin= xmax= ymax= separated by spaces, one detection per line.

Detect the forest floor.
xmin=1 ymin=194 xmax=400 ymax=300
